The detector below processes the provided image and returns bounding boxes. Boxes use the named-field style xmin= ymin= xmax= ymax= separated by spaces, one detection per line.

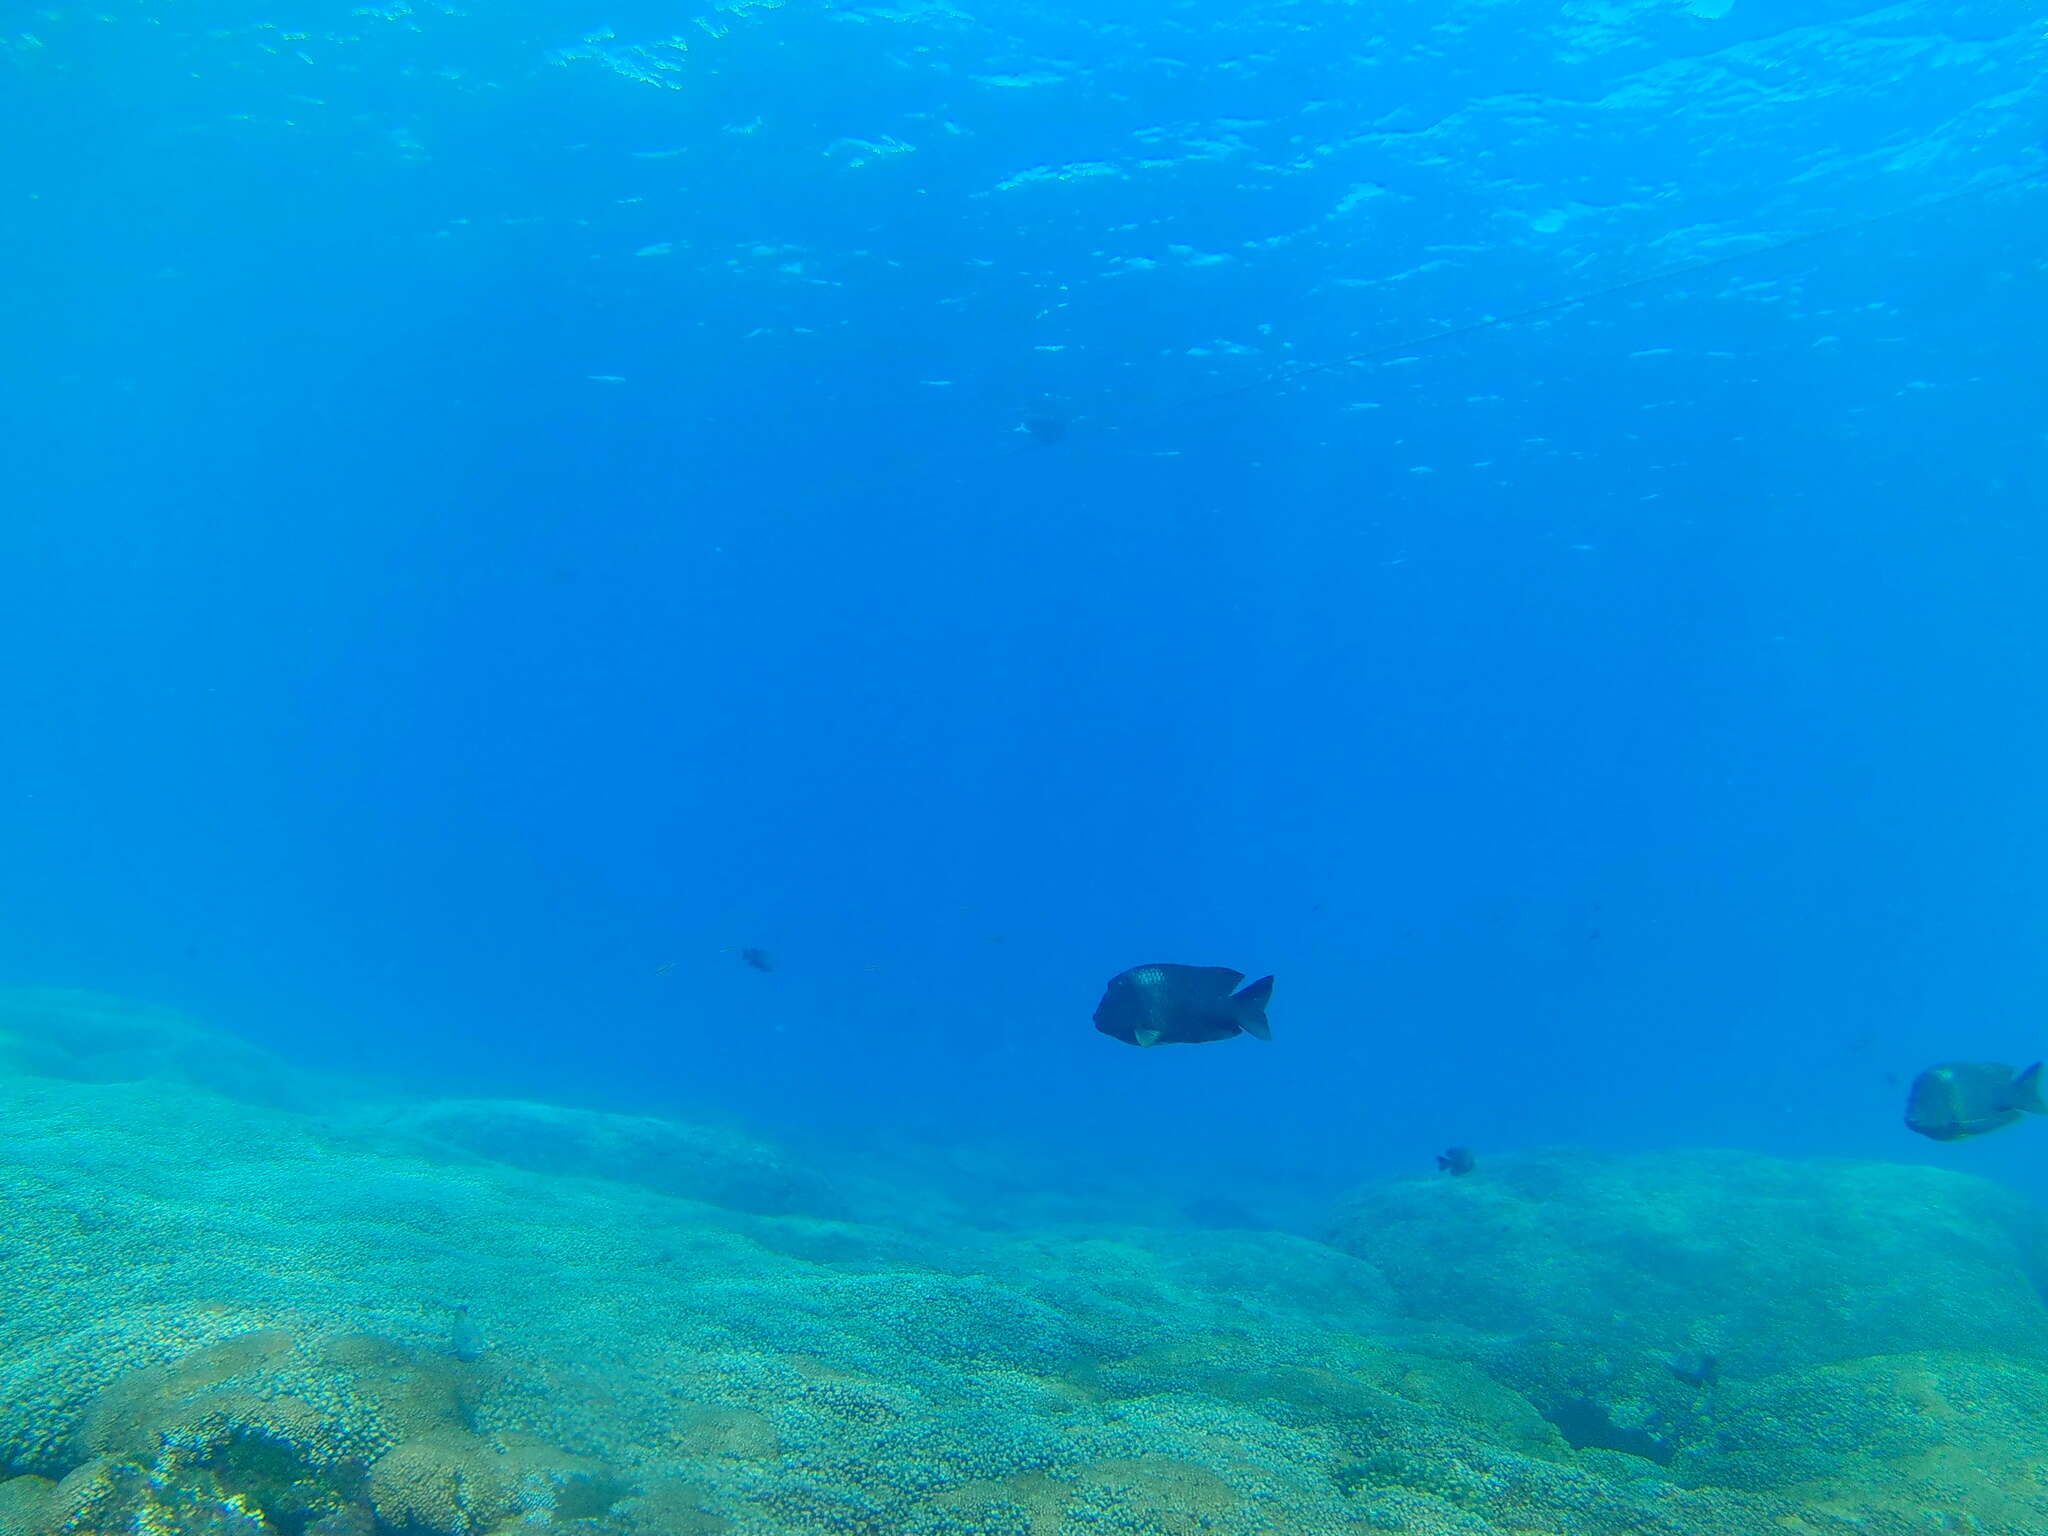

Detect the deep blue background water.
xmin=2 ymin=0 xmax=2043 ymax=1205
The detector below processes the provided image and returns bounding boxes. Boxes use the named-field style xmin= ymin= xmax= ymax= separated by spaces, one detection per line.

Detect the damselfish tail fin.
xmin=1235 ymin=975 xmax=1274 ymax=1041
xmin=2014 ymin=1061 xmax=2045 ymax=1114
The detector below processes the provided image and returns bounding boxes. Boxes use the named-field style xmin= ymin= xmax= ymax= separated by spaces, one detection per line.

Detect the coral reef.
xmin=1672 ymin=1348 xmax=2048 ymax=1521
xmin=363 ymin=1099 xmax=841 ymax=1219
xmin=5 ymin=994 xmax=2048 ymax=1533
xmin=1325 ymin=1145 xmax=2048 ymax=1440
xmin=0 ymin=991 xmax=324 ymax=1112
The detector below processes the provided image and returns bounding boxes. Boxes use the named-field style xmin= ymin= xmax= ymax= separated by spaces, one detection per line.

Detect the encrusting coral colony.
xmin=3 ymin=989 xmax=2045 ymax=1536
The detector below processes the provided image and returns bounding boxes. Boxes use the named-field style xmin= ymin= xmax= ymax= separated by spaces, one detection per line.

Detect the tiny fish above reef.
xmin=1904 ymin=1060 xmax=2045 ymax=1141
xmin=1663 ymin=1351 xmax=1720 ymax=1390
xmin=1436 ymin=1146 xmax=1476 ymax=1176
xmin=1093 ymin=964 xmax=1273 ymax=1048
xmin=447 ymin=1304 xmax=483 ymax=1362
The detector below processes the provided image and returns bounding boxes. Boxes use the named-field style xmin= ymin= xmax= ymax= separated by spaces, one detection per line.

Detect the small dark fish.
xmin=1093 ymin=964 xmax=1273 ymax=1048
xmin=1019 ymin=414 xmax=1068 ymax=447
xmin=448 ymin=1304 xmax=484 ymax=1363
xmin=1664 ymin=1351 xmax=1720 ymax=1390
xmin=1436 ymin=1146 xmax=1476 ymax=1176
xmin=1904 ymin=1060 xmax=2045 ymax=1141
xmin=740 ymin=947 xmax=775 ymax=973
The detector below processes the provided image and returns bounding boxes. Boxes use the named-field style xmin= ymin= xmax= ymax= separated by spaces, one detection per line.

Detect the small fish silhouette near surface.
xmin=1904 ymin=1060 xmax=2045 ymax=1141
xmin=1436 ymin=1146 xmax=1476 ymax=1176
xmin=740 ymin=947 xmax=775 ymax=973
xmin=1093 ymin=964 xmax=1273 ymax=1048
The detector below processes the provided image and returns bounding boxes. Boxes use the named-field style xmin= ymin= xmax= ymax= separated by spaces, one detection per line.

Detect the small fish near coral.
xmin=1663 ymin=1351 xmax=1720 ymax=1390
xmin=1904 ymin=1060 xmax=2045 ymax=1141
xmin=447 ymin=1303 xmax=484 ymax=1362
xmin=1093 ymin=964 xmax=1273 ymax=1047
xmin=1436 ymin=1146 xmax=1476 ymax=1176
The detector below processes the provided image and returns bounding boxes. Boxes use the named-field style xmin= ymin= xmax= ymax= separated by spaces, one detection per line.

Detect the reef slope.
xmin=4 ymin=993 xmax=2047 ymax=1535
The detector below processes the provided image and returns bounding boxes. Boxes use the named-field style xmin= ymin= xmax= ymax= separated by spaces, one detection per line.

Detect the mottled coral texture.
xmin=5 ymin=991 xmax=2048 ymax=1535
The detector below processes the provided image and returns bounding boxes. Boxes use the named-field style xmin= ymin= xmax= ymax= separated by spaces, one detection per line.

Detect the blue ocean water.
xmin=2 ymin=0 xmax=2043 ymax=1219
